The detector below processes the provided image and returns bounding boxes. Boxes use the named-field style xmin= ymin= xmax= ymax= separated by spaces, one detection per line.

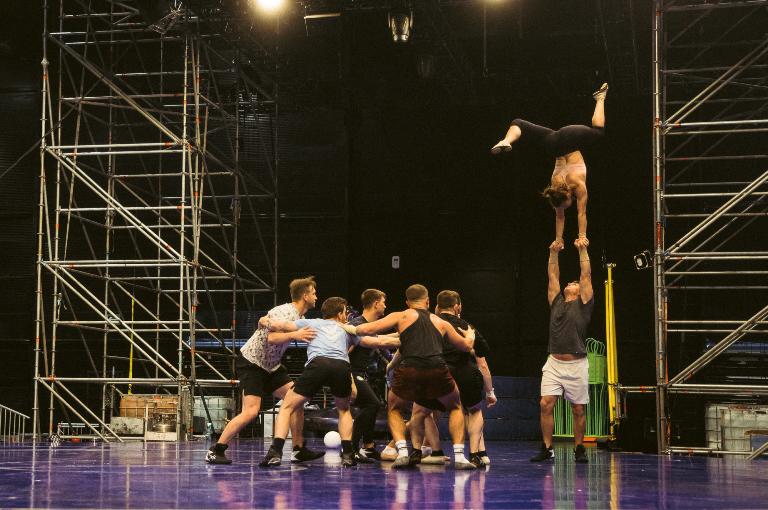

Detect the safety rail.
xmin=1 ymin=404 xmax=29 ymax=442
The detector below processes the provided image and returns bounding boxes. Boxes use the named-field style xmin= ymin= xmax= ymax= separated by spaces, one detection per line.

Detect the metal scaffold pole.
xmin=652 ymin=0 xmax=668 ymax=455
xmin=646 ymin=0 xmax=768 ymax=457
xmin=33 ymin=0 xmax=279 ymax=441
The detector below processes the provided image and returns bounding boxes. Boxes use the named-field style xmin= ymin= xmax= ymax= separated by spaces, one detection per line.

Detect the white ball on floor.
xmin=323 ymin=430 xmax=341 ymax=449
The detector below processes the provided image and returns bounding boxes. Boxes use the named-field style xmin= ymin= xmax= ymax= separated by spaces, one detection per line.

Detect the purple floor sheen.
xmin=0 ymin=439 xmax=765 ymax=509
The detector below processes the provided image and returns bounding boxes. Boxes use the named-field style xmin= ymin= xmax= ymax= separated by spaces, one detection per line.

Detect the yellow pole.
xmin=605 ymin=263 xmax=618 ymax=438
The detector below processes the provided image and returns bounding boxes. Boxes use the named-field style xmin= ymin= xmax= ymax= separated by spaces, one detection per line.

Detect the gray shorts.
xmin=540 ymin=355 xmax=589 ymax=405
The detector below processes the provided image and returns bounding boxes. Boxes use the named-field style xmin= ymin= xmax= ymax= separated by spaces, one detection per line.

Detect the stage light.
xmin=388 ymin=9 xmax=413 ymax=43
xmin=633 ymin=250 xmax=652 ymax=270
xmin=252 ymin=0 xmax=285 ymax=14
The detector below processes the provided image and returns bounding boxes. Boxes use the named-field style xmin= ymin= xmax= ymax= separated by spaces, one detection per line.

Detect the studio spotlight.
xmin=388 ymin=9 xmax=413 ymax=43
xmin=252 ymin=0 xmax=285 ymax=14
xmin=633 ymin=250 xmax=652 ymax=270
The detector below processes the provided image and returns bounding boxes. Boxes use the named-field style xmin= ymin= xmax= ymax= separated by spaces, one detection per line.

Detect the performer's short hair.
xmin=436 ymin=290 xmax=461 ymax=309
xmin=405 ymin=284 xmax=428 ymax=302
xmin=361 ymin=288 xmax=386 ymax=309
xmin=321 ymin=297 xmax=347 ymax=319
xmin=290 ymin=276 xmax=316 ymax=301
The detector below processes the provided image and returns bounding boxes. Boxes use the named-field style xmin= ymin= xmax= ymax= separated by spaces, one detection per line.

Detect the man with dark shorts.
xmin=345 ymin=284 xmax=476 ymax=470
xmin=205 ymin=277 xmax=322 ymax=465
xmin=259 ymin=297 xmax=399 ymax=468
xmin=530 ymin=238 xmax=594 ymax=464
xmin=348 ymin=289 xmax=390 ymax=462
xmin=434 ymin=290 xmax=496 ymax=467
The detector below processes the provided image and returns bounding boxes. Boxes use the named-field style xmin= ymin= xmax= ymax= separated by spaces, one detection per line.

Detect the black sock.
xmin=213 ymin=443 xmax=228 ymax=452
xmin=470 ymin=451 xmax=478 ymax=456
xmin=272 ymin=438 xmax=286 ymax=453
xmin=477 ymin=450 xmax=487 ymax=457
xmin=293 ymin=443 xmax=304 ymax=451
xmin=432 ymin=449 xmax=444 ymax=457
xmin=341 ymin=440 xmax=353 ymax=455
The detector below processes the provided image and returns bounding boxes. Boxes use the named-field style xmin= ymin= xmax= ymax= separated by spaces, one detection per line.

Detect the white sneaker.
xmin=454 ymin=459 xmax=476 ymax=470
xmin=381 ymin=446 xmax=397 ymax=462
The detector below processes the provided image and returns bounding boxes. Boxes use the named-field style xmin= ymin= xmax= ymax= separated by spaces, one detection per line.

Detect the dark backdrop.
xmin=0 ymin=1 xmax=656 ymax=420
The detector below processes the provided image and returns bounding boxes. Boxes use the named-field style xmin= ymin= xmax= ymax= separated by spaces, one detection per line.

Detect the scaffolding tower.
xmin=636 ymin=0 xmax=768 ymax=455
xmin=33 ymin=0 xmax=279 ymax=440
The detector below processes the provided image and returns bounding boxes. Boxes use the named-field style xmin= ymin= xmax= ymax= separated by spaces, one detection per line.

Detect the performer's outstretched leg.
xmin=592 ymin=82 xmax=608 ymax=128
xmin=491 ymin=119 xmax=554 ymax=155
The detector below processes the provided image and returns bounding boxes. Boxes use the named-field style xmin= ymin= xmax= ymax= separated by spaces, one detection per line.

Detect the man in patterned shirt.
xmin=206 ymin=276 xmax=324 ymax=465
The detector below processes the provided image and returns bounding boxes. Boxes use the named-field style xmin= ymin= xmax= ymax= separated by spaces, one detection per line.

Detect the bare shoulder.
xmin=428 ymin=313 xmax=446 ymax=330
xmin=399 ymin=309 xmax=419 ymax=327
xmin=402 ymin=309 xmax=419 ymax=319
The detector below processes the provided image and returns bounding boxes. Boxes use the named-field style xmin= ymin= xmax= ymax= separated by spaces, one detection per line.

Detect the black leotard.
xmin=511 ymin=119 xmax=604 ymax=158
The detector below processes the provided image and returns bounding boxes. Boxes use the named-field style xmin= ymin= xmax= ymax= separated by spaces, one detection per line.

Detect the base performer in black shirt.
xmin=434 ymin=290 xmax=495 ymax=467
xmin=348 ymin=288 xmax=390 ymax=462
xmin=531 ymin=238 xmax=594 ymax=464
xmin=345 ymin=284 xmax=476 ymax=470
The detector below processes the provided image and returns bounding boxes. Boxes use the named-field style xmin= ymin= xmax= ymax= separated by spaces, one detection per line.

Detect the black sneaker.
xmin=574 ymin=444 xmax=589 ymax=464
xmin=259 ymin=447 xmax=282 ymax=468
xmin=469 ymin=453 xmax=486 ymax=468
xmin=530 ymin=443 xmax=554 ymax=462
xmin=341 ymin=451 xmax=357 ymax=467
xmin=291 ymin=445 xmax=324 ymax=463
xmin=408 ymin=449 xmax=422 ymax=466
xmin=205 ymin=444 xmax=232 ymax=465
xmin=360 ymin=447 xmax=381 ymax=461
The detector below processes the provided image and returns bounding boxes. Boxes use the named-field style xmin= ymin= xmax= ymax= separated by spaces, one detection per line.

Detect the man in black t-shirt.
xmin=431 ymin=290 xmax=496 ymax=467
xmin=531 ymin=238 xmax=594 ymax=464
xmin=348 ymin=288 xmax=391 ymax=462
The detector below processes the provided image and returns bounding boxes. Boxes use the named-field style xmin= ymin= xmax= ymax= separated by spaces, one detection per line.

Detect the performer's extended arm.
xmin=554 ymin=208 xmax=565 ymax=249
xmin=576 ymin=240 xmax=594 ymax=303
xmin=345 ymin=311 xmax=402 ymax=336
xmin=548 ymin=245 xmax=562 ymax=305
xmin=576 ymin=185 xmax=588 ymax=244
xmin=263 ymin=319 xmax=316 ymax=344
xmin=440 ymin=319 xmax=475 ymax=352
xmin=358 ymin=335 xmax=400 ymax=350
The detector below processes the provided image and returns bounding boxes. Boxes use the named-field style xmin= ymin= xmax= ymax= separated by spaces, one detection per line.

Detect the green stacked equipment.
xmin=553 ymin=338 xmax=609 ymax=439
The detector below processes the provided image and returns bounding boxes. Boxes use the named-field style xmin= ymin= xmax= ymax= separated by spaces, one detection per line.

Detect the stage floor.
xmin=0 ymin=439 xmax=765 ymax=509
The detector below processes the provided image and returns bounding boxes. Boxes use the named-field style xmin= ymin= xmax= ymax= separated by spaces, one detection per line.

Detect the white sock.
xmin=453 ymin=444 xmax=468 ymax=464
xmin=396 ymin=440 xmax=408 ymax=458
xmin=421 ymin=446 xmax=432 ymax=457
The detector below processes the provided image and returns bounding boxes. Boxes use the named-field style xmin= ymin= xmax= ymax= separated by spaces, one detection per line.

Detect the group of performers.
xmin=205 ymin=83 xmax=608 ymax=469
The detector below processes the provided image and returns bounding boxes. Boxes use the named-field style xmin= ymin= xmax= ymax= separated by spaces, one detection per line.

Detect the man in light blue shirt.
xmin=294 ymin=316 xmax=357 ymax=365
xmin=258 ymin=297 xmax=399 ymax=468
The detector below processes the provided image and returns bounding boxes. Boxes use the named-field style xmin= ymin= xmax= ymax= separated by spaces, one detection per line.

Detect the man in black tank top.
xmin=530 ymin=239 xmax=594 ymax=464
xmin=344 ymin=284 xmax=477 ymax=470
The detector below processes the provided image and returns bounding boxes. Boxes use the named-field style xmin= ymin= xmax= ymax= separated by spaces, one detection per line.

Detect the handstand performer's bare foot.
xmin=592 ymin=82 xmax=608 ymax=101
